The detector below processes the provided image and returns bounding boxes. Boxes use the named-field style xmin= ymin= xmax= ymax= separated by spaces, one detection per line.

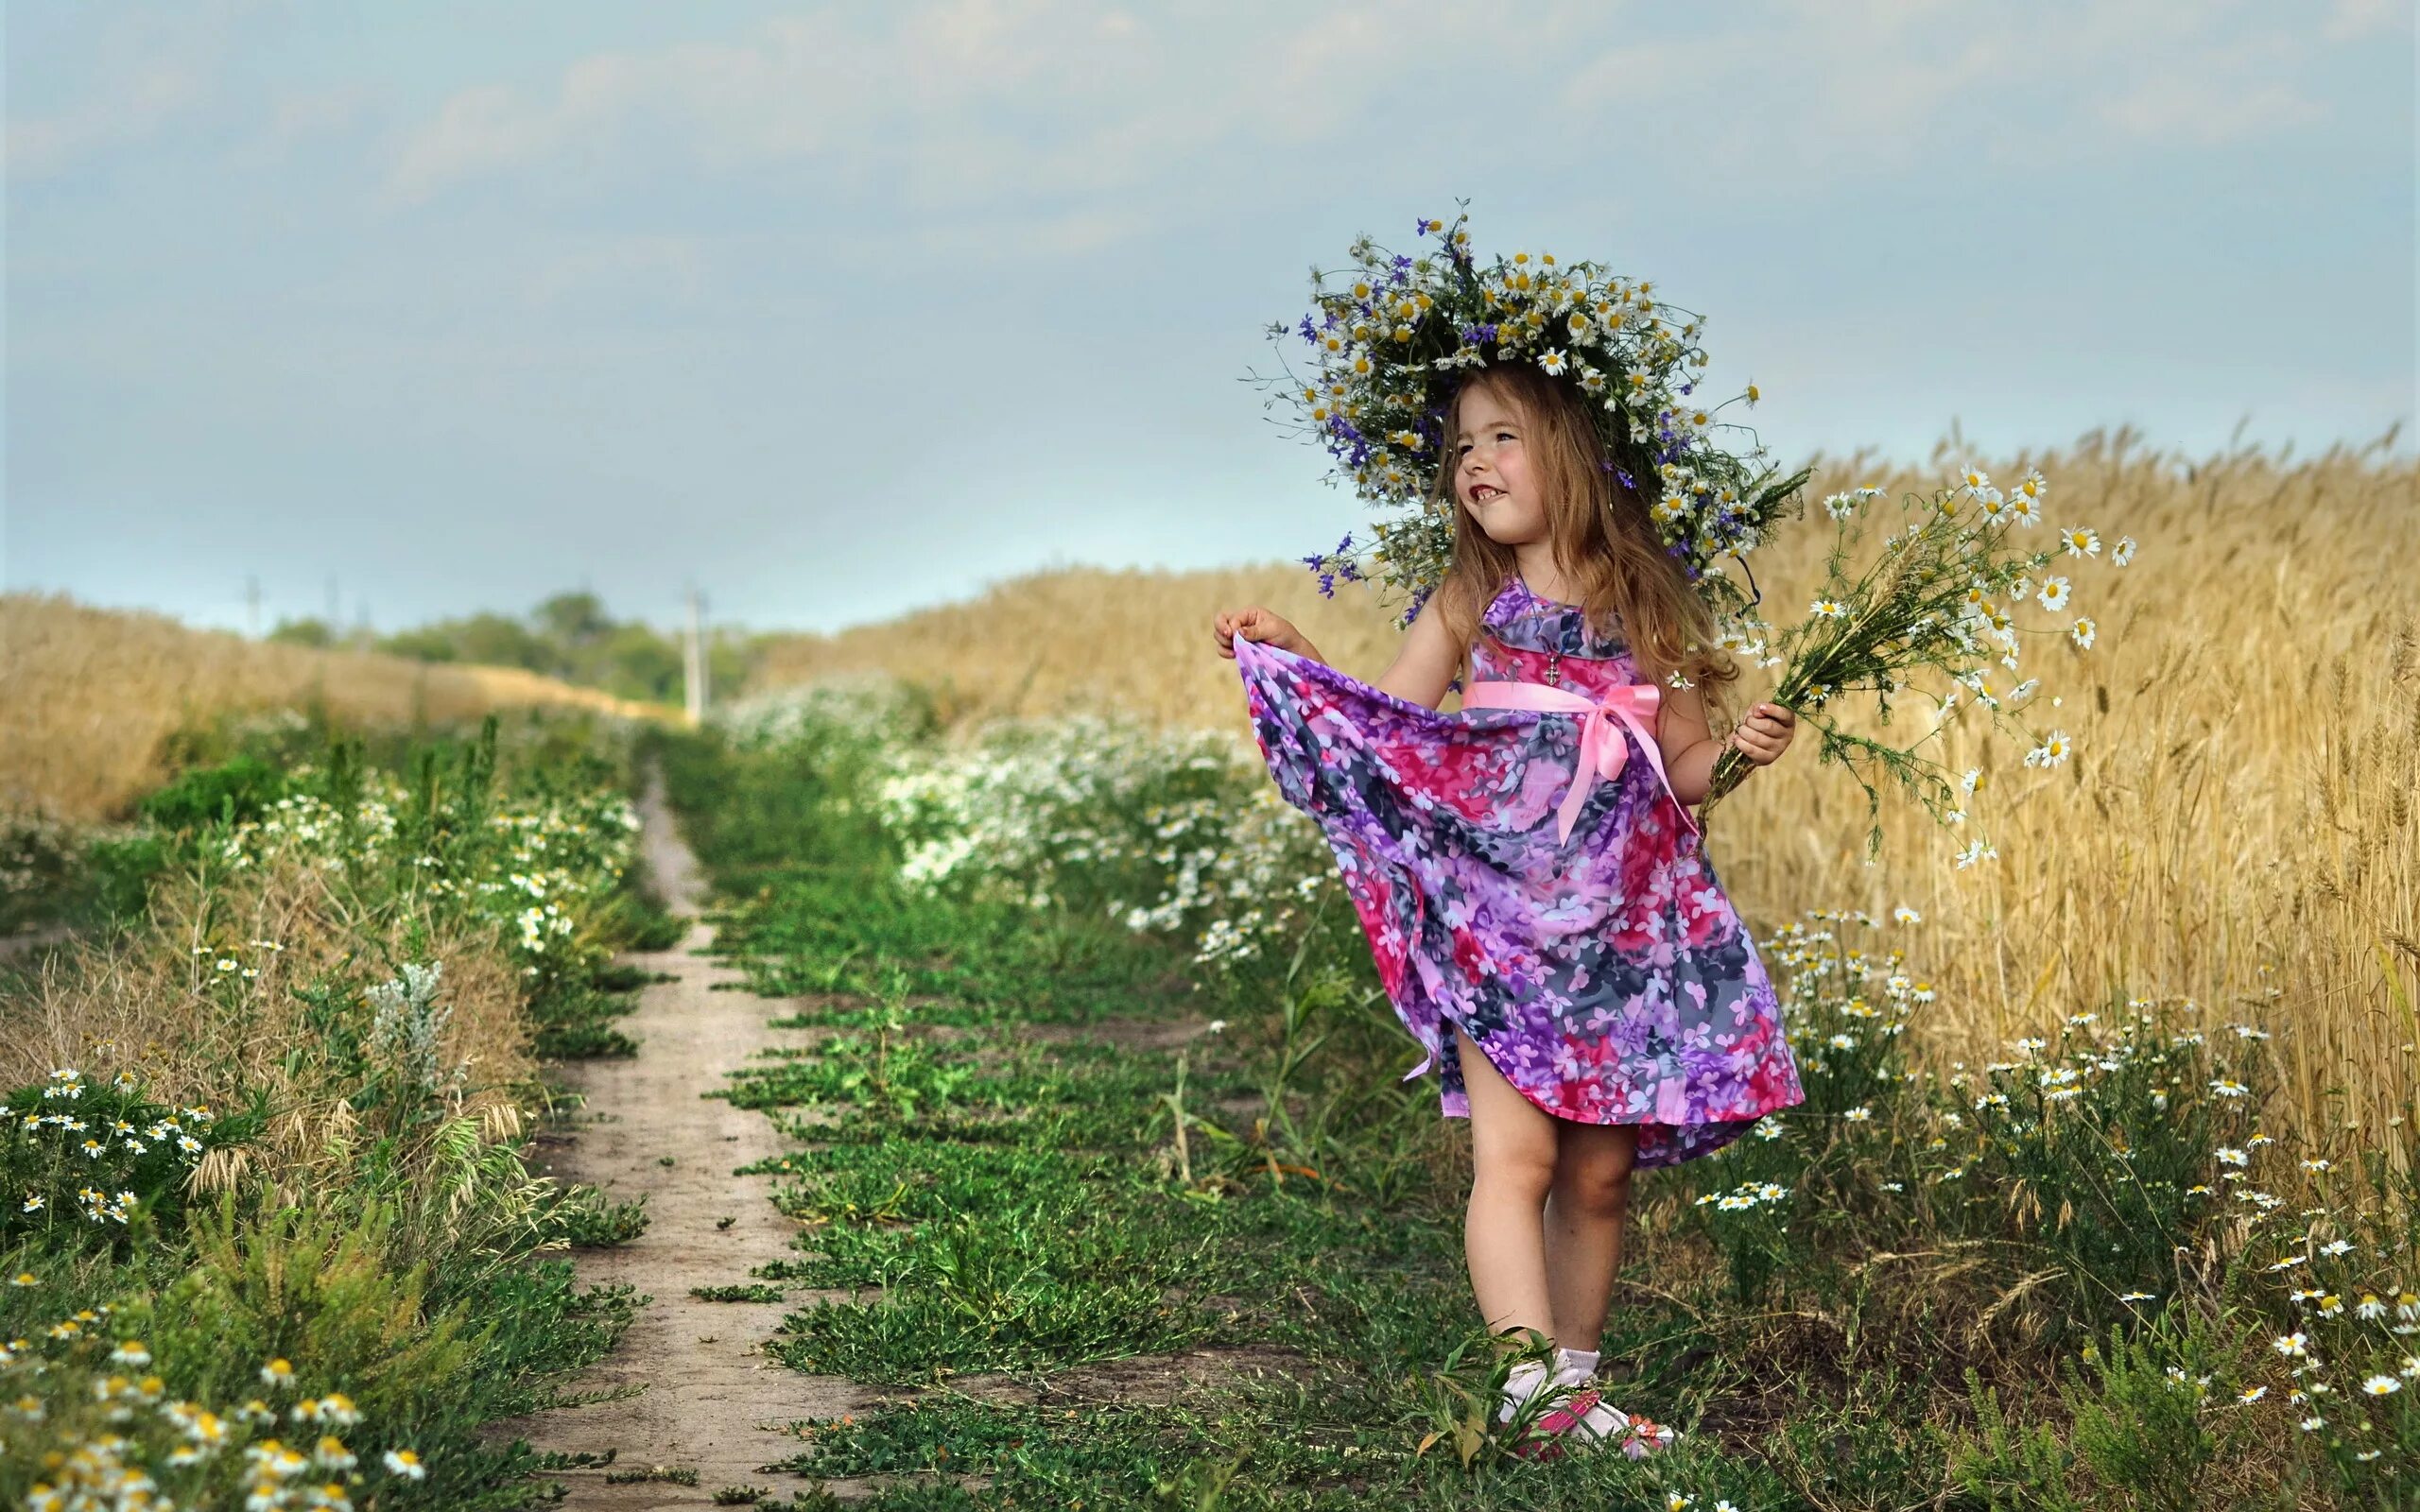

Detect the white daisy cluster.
xmin=1953 ymin=999 xmax=2249 ymax=1150
xmin=715 ymin=676 xmax=932 ymax=758
xmin=213 ymin=773 xmax=638 ymax=981
xmin=1117 ymin=782 xmax=1338 ymax=970
xmin=468 ymin=800 xmax=639 ymax=977
xmin=736 ymin=682 xmax=1350 ymax=973
xmin=1761 ymin=909 xmax=1930 ymax=1090
xmin=3 ymin=1328 xmax=429 ymax=1511
xmin=2240 ymin=1221 xmax=2420 ymax=1465
xmin=1694 ymin=1180 xmax=1791 ymax=1213
xmin=215 ymin=789 xmax=401 ymax=876
xmin=1261 ymin=203 xmax=1799 ymax=626
xmin=2 ymin=1071 xmax=212 ymax=1238
xmin=871 ymin=713 xmax=1251 ymax=909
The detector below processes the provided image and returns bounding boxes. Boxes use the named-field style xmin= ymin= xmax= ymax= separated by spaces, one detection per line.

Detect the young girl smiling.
xmin=1213 ymin=358 xmax=1806 ymax=1457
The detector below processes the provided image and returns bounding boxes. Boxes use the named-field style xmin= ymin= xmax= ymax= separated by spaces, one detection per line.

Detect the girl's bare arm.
xmin=1212 ymin=601 xmax=1462 ymax=710
xmin=1371 ymin=603 xmax=1465 ymax=710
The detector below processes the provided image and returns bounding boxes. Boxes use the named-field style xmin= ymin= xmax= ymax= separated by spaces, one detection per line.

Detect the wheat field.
xmin=1 ymin=592 xmax=669 ymax=821
xmin=749 ymin=424 xmax=2419 ymax=1177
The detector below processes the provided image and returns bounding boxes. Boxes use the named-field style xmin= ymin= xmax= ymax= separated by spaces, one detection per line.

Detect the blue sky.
xmin=7 ymin=0 xmax=2412 ymax=636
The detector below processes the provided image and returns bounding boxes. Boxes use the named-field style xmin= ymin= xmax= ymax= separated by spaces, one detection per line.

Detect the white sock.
xmin=1497 ymin=1358 xmax=1551 ymax=1423
xmin=1549 ymin=1347 xmax=1631 ymax=1442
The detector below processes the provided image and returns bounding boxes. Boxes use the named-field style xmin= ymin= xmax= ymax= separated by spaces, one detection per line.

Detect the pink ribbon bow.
xmin=1458 ymin=678 xmax=1701 ymax=845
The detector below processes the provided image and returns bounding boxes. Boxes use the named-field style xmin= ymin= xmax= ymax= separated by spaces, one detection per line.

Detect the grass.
xmin=649 ymin=643 xmax=2414 ymax=1508
xmin=0 ymin=714 xmax=673 ymax=1507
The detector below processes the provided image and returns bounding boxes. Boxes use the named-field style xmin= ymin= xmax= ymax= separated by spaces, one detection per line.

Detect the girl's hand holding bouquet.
xmin=1724 ymin=701 xmax=1797 ymax=767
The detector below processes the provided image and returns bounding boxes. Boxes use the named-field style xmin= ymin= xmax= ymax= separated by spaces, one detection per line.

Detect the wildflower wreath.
xmin=1248 ymin=199 xmax=1811 ymax=627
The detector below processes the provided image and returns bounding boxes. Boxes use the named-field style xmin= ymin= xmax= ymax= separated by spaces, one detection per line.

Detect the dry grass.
xmin=748 ymin=423 xmax=2419 ymax=1177
xmin=0 ymin=855 xmax=535 ymax=1190
xmin=751 ymin=560 xmax=1415 ymax=733
xmin=0 ymin=592 xmax=670 ymax=821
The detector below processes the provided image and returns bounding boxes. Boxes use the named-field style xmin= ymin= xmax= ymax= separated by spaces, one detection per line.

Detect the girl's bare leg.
xmin=1452 ymin=1023 xmax=1559 ymax=1342
xmin=1542 ymin=1118 xmax=1637 ymax=1353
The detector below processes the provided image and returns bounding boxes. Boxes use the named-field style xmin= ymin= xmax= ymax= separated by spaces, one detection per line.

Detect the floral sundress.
xmin=1230 ymin=575 xmax=1805 ymax=1168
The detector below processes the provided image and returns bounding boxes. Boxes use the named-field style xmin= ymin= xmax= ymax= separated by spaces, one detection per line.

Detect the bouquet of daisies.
xmin=1696 ymin=470 xmax=2135 ymax=859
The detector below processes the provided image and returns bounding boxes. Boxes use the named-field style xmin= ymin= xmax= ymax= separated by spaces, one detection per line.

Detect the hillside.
xmin=1 ymin=592 xmax=668 ymax=820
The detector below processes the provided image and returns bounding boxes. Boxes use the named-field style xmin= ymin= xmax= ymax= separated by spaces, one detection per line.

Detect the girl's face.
xmin=1453 ymin=383 xmax=1547 ymax=546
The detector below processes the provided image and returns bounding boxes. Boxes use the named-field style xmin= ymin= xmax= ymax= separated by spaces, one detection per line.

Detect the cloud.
xmin=8 ymin=58 xmax=210 ymax=179
xmin=2100 ymin=71 xmax=2324 ymax=147
xmin=2323 ymin=0 xmax=2408 ymax=42
xmin=375 ymin=3 xmax=1472 ymax=215
xmin=268 ymin=85 xmax=380 ymax=147
xmin=527 ymin=234 xmax=710 ymax=308
xmin=1556 ymin=1 xmax=2341 ymax=180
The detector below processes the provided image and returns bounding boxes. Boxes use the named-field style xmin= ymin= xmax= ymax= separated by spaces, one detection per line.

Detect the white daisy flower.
xmin=2024 ymin=730 xmax=2073 ymax=768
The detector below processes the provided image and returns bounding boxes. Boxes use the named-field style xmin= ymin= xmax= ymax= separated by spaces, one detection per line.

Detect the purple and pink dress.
xmin=1231 ymin=574 xmax=1805 ymax=1168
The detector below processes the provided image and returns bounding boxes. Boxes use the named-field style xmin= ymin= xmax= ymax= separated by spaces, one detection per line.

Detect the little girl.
xmin=1211 ymin=358 xmax=1807 ymax=1458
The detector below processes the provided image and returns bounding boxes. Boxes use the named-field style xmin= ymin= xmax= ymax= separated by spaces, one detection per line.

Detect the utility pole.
xmin=683 ymin=584 xmax=709 ymax=725
xmin=245 ymin=576 xmax=262 ymax=638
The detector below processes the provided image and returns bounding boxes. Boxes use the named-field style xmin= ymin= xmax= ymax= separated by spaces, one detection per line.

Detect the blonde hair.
xmin=1423 ymin=362 xmax=1740 ymax=724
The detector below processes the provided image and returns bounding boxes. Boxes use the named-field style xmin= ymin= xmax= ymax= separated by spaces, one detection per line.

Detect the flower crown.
xmin=1251 ymin=201 xmax=1810 ymax=627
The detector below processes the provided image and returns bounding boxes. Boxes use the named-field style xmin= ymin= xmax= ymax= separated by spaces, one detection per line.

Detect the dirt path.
xmin=495 ymin=768 xmax=873 ymax=1508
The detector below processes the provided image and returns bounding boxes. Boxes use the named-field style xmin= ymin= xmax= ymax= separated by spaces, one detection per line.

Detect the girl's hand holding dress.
xmin=1212 ymin=606 xmax=1306 ymax=660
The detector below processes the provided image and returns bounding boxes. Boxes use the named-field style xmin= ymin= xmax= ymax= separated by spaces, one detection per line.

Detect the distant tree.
xmin=375 ymin=627 xmax=460 ymax=663
xmin=597 ymin=622 xmax=684 ymax=701
xmin=360 ymin=589 xmax=711 ymax=708
xmin=268 ymin=617 xmax=337 ymax=649
xmin=445 ymin=613 xmax=552 ymax=671
xmin=708 ymin=636 xmax=752 ymax=697
xmin=532 ymin=592 xmax=613 ymax=651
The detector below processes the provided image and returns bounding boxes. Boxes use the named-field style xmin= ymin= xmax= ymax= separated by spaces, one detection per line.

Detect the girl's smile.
xmin=1456 ymin=381 xmax=1549 ymax=549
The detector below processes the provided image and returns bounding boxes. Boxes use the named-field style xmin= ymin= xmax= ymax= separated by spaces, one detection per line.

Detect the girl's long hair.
xmin=1423 ymin=361 xmax=1740 ymax=725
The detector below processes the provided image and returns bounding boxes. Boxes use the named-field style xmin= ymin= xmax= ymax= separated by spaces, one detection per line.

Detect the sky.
xmin=6 ymin=0 xmax=2413 ymax=637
